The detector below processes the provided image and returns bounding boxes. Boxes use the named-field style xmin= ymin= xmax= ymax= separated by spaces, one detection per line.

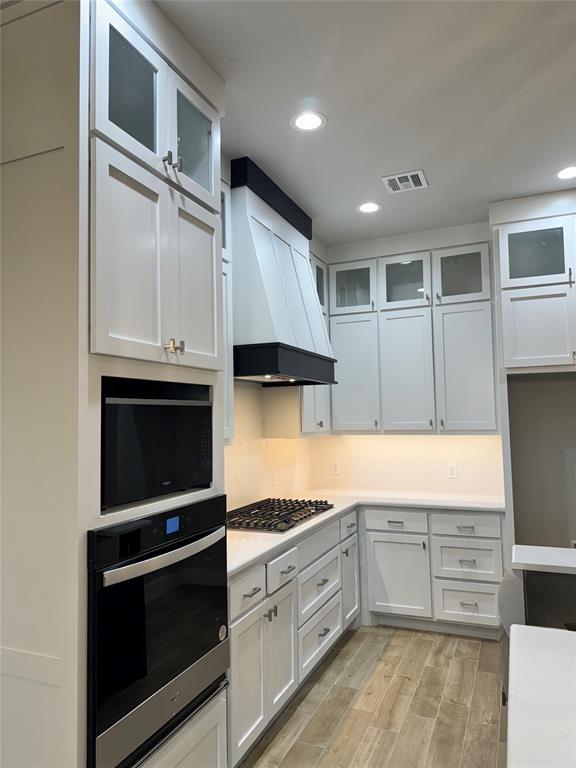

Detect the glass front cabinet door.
xmin=432 ymin=244 xmax=490 ymax=304
xmin=329 ymin=259 xmax=377 ymax=314
xmin=499 ymin=216 xmax=576 ymax=289
xmin=379 ymin=253 xmax=432 ymax=310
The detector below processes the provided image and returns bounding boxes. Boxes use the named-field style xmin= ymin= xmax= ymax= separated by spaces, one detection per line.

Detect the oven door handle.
xmin=102 ymin=526 xmax=226 ymax=587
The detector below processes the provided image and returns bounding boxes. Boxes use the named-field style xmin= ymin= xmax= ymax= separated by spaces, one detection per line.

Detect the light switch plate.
xmin=447 ymin=463 xmax=458 ymax=479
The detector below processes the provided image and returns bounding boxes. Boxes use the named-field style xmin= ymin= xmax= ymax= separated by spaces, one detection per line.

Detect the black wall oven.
xmin=101 ymin=377 xmax=213 ymax=511
xmin=87 ymin=496 xmax=228 ymax=768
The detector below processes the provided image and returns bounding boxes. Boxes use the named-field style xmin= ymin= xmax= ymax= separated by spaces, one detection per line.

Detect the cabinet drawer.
xmin=364 ymin=507 xmax=428 ymax=534
xmin=298 ymin=521 xmax=340 ymax=570
xmin=431 ymin=537 xmax=502 ymax=583
xmin=340 ymin=510 xmax=358 ymax=540
xmin=297 ymin=546 xmax=341 ymax=626
xmin=430 ymin=513 xmax=501 ymax=539
xmin=229 ymin=565 xmax=266 ymax=622
xmin=266 ymin=547 xmax=299 ymax=594
xmin=298 ymin=591 xmax=342 ymax=682
xmin=433 ymin=578 xmax=500 ymax=626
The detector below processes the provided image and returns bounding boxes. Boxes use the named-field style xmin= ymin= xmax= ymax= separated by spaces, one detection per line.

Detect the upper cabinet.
xmin=329 ymin=260 xmax=377 ymax=314
xmin=378 ymin=252 xmax=432 ymax=310
xmin=498 ymin=216 xmax=575 ymax=289
xmin=92 ymin=0 xmax=221 ymax=211
xmin=432 ymin=244 xmax=490 ymax=304
xmin=221 ymin=181 xmax=232 ymax=262
xmin=310 ymin=254 xmax=328 ymax=315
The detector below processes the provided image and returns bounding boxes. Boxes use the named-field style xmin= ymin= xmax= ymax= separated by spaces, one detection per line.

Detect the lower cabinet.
xmin=141 ymin=692 xmax=227 ymax=768
xmin=366 ymin=531 xmax=432 ymax=618
xmin=432 ymin=578 xmax=500 ymax=626
xmin=341 ymin=534 xmax=360 ymax=627
xmin=298 ymin=591 xmax=343 ymax=682
xmin=267 ymin=580 xmax=299 ymax=718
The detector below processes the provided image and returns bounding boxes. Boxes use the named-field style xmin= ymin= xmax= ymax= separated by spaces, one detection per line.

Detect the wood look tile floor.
xmin=241 ymin=628 xmax=507 ymax=768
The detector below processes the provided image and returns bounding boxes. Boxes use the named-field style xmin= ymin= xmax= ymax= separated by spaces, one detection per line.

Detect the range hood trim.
xmin=234 ymin=342 xmax=336 ymax=386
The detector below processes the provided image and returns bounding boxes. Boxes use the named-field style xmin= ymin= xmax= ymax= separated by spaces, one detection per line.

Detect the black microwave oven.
xmin=101 ymin=377 xmax=213 ymax=510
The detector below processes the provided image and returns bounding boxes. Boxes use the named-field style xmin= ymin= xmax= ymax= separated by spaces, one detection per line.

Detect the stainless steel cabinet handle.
xmin=459 ymin=600 xmax=479 ymax=609
xmin=172 ymin=155 xmax=183 ymax=172
xmin=436 ymin=292 xmax=441 ymax=303
xmin=440 ymin=418 xmax=445 ymax=428
xmin=458 ymin=557 xmax=477 ymax=565
xmin=175 ymin=340 xmax=185 ymax=355
xmin=347 ymin=522 xmax=356 ymax=529
xmin=374 ymin=418 xmax=379 ymax=429
xmin=429 ymin=418 xmax=434 ymax=428
xmin=164 ymin=338 xmax=177 ymax=353
xmin=387 ymin=520 xmax=404 ymax=526
xmin=162 ymin=150 xmax=173 ymax=166
xmin=317 ymin=577 xmax=330 ymax=588
xmin=280 ymin=565 xmax=296 ymax=575
xmin=343 ymin=548 xmax=349 ymax=557
xmin=570 ymin=267 xmax=574 ymax=286
xmin=318 ymin=627 xmax=330 ymax=638
xmin=425 ymin=293 xmax=430 ymax=302
xmin=457 ymin=524 xmax=475 ymax=532
xmin=242 ymin=586 xmax=262 ymax=598
xmin=371 ymin=300 xmax=375 ymax=310
xmin=265 ymin=609 xmax=274 ymax=622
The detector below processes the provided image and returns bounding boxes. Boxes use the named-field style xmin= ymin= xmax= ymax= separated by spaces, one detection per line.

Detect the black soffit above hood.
xmin=234 ymin=343 xmax=336 ymax=387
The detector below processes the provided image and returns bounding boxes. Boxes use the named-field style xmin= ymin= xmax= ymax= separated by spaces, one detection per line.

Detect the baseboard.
xmin=371 ymin=615 xmax=503 ymax=640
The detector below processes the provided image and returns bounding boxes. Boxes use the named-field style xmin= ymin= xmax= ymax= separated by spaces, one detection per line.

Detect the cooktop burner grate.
xmin=227 ymin=497 xmax=334 ymax=532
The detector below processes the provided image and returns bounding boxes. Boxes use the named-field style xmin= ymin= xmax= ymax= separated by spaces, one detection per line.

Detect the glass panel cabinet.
xmin=329 ymin=259 xmax=377 ymax=314
xmin=432 ymin=244 xmax=490 ymax=304
xmin=499 ymin=216 xmax=575 ymax=289
xmin=310 ymin=253 xmax=328 ymax=313
xmin=379 ymin=253 xmax=431 ymax=309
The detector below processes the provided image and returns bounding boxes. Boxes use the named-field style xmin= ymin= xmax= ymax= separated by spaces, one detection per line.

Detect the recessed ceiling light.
xmin=357 ymin=202 xmax=382 ymax=214
xmin=290 ymin=111 xmax=327 ymax=132
xmin=556 ymin=166 xmax=576 ymax=180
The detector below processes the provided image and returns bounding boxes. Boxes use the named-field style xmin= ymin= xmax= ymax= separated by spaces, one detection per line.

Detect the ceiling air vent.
xmin=382 ymin=170 xmax=429 ymax=194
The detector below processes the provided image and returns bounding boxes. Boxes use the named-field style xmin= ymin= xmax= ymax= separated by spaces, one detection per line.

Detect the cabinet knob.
xmin=436 ymin=292 xmax=442 ymax=303
xmin=429 ymin=418 xmax=434 ymax=428
xmin=316 ymin=420 xmax=324 ymax=428
xmin=440 ymin=418 xmax=445 ymax=428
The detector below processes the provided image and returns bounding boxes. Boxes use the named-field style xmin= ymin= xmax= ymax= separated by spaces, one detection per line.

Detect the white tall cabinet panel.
xmin=341 ymin=534 xmax=360 ymax=627
xmin=434 ymin=303 xmax=496 ymax=431
xmin=379 ymin=308 xmax=435 ymax=431
xmin=331 ymin=314 xmax=380 ymax=431
xmin=223 ymin=261 xmax=234 ymax=439
xmin=330 ymin=259 xmax=377 ymax=314
xmin=501 ymin=285 xmax=576 ymax=367
xmin=367 ymin=532 xmax=432 ymax=618
xmin=91 ymin=140 xmax=171 ymax=363
xmin=266 ymin=581 xmax=298 ymax=719
xmin=271 ymin=235 xmax=314 ymax=350
xmin=301 ymin=385 xmax=331 ymax=433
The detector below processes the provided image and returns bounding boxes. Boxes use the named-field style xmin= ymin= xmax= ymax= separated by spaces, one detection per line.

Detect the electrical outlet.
xmin=447 ymin=463 xmax=458 ymax=480
xmin=271 ymin=469 xmax=278 ymax=486
xmin=330 ymin=461 xmax=340 ymax=476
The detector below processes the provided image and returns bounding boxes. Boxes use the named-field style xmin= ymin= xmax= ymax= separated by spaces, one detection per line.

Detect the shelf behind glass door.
xmin=440 ymin=251 xmax=483 ymax=297
xmin=508 ymin=228 xmax=565 ymax=279
xmin=386 ymin=260 xmax=424 ymax=303
xmin=177 ymin=91 xmax=212 ymax=191
xmin=336 ymin=267 xmax=370 ymax=307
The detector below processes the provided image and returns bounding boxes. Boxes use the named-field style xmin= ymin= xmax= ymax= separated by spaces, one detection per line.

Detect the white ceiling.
xmin=157 ymin=0 xmax=576 ymax=245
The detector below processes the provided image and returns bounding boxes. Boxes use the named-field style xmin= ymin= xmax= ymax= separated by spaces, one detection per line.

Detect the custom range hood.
xmin=231 ymin=158 xmax=335 ymax=385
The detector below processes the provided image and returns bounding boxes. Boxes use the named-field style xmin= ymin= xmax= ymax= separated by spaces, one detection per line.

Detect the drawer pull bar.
xmin=346 ymin=522 xmax=356 ymax=529
xmin=387 ymin=520 xmax=404 ymax=526
xmin=242 ymin=586 xmax=262 ymax=598
xmin=457 ymin=524 xmax=476 ymax=532
xmin=280 ymin=565 xmax=296 ymax=575
xmin=458 ymin=557 xmax=478 ymax=565
xmin=459 ymin=600 xmax=479 ymax=609
xmin=317 ymin=578 xmax=330 ymax=588
xmin=318 ymin=627 xmax=330 ymax=638
xmin=343 ymin=548 xmax=349 ymax=557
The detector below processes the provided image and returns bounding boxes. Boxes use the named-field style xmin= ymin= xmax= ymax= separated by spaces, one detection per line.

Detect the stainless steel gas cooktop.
xmin=227 ymin=497 xmax=334 ymax=532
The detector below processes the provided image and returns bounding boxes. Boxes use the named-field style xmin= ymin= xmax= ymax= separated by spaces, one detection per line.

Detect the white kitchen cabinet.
xmin=297 ymin=545 xmax=341 ymax=626
xmin=433 ymin=302 xmax=496 ymax=431
xmin=379 ymin=307 xmax=435 ymax=431
xmin=498 ymin=215 xmax=575 ymax=289
xmin=432 ymin=578 xmax=500 ymax=627
xmin=379 ymin=252 xmax=432 ymax=310
xmin=310 ymin=253 xmax=328 ymax=314
xmin=141 ymin=692 xmax=227 ymax=768
xmin=298 ymin=591 xmax=343 ymax=682
xmin=221 ymin=180 xmax=232 ymax=262
xmin=341 ymin=534 xmax=360 ymax=627
xmin=266 ymin=581 xmax=298 ymax=719
xmin=330 ymin=313 xmax=380 ymax=431
xmin=431 ymin=536 xmax=503 ymax=583
xmin=91 ymin=140 xmax=222 ymax=370
xmin=330 ymin=259 xmax=377 ymax=314
xmin=432 ymin=244 xmax=490 ymax=304
xmin=223 ymin=261 xmax=234 ymax=439
xmin=292 ymin=248 xmax=332 ymax=357
xmin=501 ymin=284 xmax=576 ymax=367
xmin=301 ymin=385 xmax=331 ymax=433
xmin=366 ymin=532 xmax=432 ymax=618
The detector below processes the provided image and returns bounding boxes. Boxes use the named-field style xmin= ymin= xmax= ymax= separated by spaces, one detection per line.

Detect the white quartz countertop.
xmin=512 ymin=544 xmax=576 ymax=575
xmin=508 ymin=624 xmax=576 ymax=768
xmin=227 ymin=489 xmax=505 ymax=577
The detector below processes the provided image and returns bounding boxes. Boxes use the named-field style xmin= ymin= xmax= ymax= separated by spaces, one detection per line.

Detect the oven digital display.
xmin=166 ymin=516 xmax=180 ymax=535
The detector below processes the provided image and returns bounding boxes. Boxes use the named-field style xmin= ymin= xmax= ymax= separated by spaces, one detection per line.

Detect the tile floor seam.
xmin=457 ymin=649 xmax=480 ymax=768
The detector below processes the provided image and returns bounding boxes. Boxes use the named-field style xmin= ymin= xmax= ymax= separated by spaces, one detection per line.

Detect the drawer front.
xmin=229 ymin=565 xmax=266 ymax=622
xmin=431 ymin=537 xmax=502 ymax=582
xmin=364 ymin=507 xmax=428 ymax=534
xmin=298 ymin=591 xmax=342 ymax=682
xmin=297 ymin=545 xmax=341 ymax=626
xmin=430 ymin=512 xmax=501 ymax=539
xmin=266 ymin=547 xmax=299 ymax=594
xmin=298 ymin=521 xmax=340 ymax=570
xmin=433 ymin=578 xmax=500 ymax=626
xmin=340 ymin=511 xmax=358 ymax=540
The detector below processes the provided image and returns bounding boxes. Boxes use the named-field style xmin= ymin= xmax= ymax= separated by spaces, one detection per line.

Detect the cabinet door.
xmin=92 ymin=0 xmax=167 ymax=171
xmin=91 ymin=139 xmax=172 ymax=363
xmin=223 ymin=262 xmax=234 ymax=439
xmin=229 ymin=601 xmax=267 ymax=766
xmin=434 ymin=302 xmax=496 ymax=431
xmin=341 ymin=535 xmax=360 ymax=627
xmin=331 ymin=314 xmax=380 ymax=431
xmin=221 ymin=180 xmax=232 ymax=263
xmin=379 ymin=308 xmax=435 ymax=431
xmin=310 ymin=254 xmax=328 ymax=314
xmin=499 ymin=216 xmax=576 ymax=288
xmin=501 ymin=285 xmax=576 ymax=367
xmin=266 ymin=581 xmax=298 ymax=719
xmin=301 ymin=385 xmax=331 ymax=433
xmin=432 ymin=244 xmax=490 ymax=304
xmin=379 ymin=252 xmax=432 ymax=310
xmin=169 ymin=188 xmax=223 ymax=370
xmin=167 ymin=70 xmax=221 ymax=211
xmin=330 ymin=260 xmax=377 ymax=314
xmin=367 ymin=532 xmax=432 ymax=618
xmin=141 ymin=692 xmax=227 ymax=768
